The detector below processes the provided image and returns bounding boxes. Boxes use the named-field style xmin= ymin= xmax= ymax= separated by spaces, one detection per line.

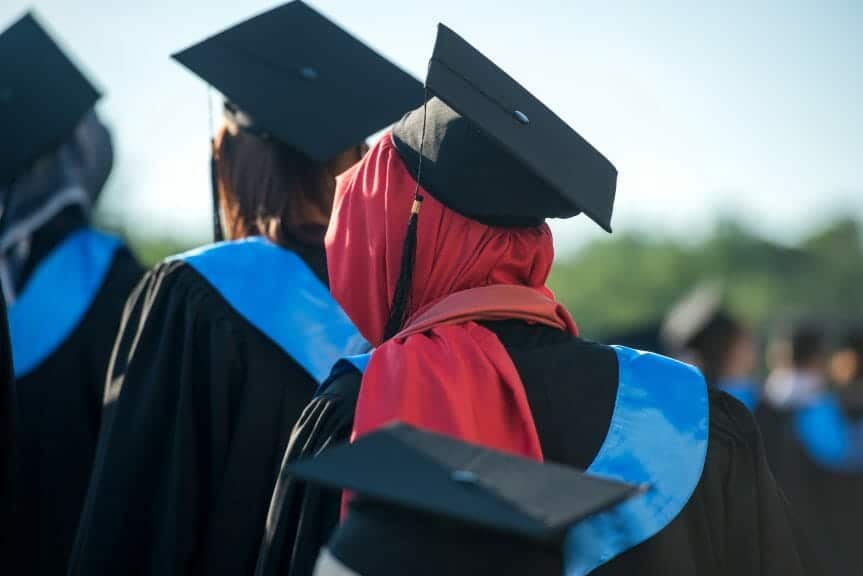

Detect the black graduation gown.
xmin=69 ymin=240 xmax=364 ymax=576
xmin=258 ymin=320 xmax=817 ymax=576
xmin=6 ymin=209 xmax=142 ymax=575
xmin=0 ymin=296 xmax=15 ymax=555
xmin=757 ymin=403 xmax=863 ymax=575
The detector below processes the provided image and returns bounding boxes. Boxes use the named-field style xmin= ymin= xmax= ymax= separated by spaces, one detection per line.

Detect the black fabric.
xmin=256 ymin=369 xmax=362 ymax=576
xmin=15 ymin=204 xmax=89 ymax=288
xmin=7 ymin=241 xmax=142 ymax=575
xmin=391 ymin=24 xmax=617 ymax=230
xmin=69 ymin=258 xmax=319 ymax=576
xmin=0 ymin=12 xmax=101 ymax=185
xmin=257 ymin=321 xmax=817 ymax=575
xmin=757 ymin=403 xmax=863 ymax=576
xmin=171 ymin=0 xmax=423 ymax=163
xmin=482 ymin=320 xmax=618 ymax=467
xmin=330 ymin=500 xmax=562 ymax=576
xmin=0 ymin=296 xmax=15 ymax=557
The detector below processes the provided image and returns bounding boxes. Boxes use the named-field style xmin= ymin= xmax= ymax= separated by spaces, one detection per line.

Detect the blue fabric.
xmin=8 ymin=228 xmax=120 ymax=378
xmin=794 ymin=393 xmax=863 ymax=472
xmin=316 ymin=352 xmax=373 ymax=396
xmin=174 ymin=237 xmax=368 ymax=384
xmin=342 ymin=353 xmax=371 ymax=375
xmin=566 ymin=346 xmax=709 ymax=575
xmin=718 ymin=378 xmax=760 ymax=412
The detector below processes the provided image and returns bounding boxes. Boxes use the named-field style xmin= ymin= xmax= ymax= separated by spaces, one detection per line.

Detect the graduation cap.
xmin=290 ymin=423 xmax=639 ymax=576
xmin=0 ymin=12 xmax=101 ymax=185
xmin=381 ymin=24 xmax=617 ymax=340
xmin=660 ymin=284 xmax=740 ymax=356
xmin=171 ymin=1 xmax=423 ymax=240
xmin=171 ymin=0 xmax=423 ymax=163
xmin=392 ymin=24 xmax=617 ymax=230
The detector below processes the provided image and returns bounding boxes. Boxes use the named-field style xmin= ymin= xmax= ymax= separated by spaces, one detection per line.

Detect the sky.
xmin=2 ymin=0 xmax=861 ymax=252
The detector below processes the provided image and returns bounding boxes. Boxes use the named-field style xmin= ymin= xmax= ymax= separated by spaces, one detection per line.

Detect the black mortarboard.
xmin=291 ymin=423 xmax=638 ymax=576
xmin=0 ymin=12 xmax=101 ymax=185
xmin=392 ymin=24 xmax=617 ymax=230
xmin=171 ymin=0 xmax=424 ymax=162
xmin=661 ymin=284 xmax=740 ymax=354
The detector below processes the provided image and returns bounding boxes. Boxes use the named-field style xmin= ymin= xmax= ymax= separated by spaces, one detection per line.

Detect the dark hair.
xmin=791 ymin=324 xmax=825 ymax=368
xmin=691 ymin=312 xmax=747 ymax=386
xmin=214 ymin=123 xmax=338 ymax=247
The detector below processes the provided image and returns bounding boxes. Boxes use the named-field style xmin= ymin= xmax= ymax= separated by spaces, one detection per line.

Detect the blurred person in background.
xmin=661 ymin=285 xmax=760 ymax=410
xmin=0 ymin=13 xmax=143 ymax=574
xmin=830 ymin=326 xmax=863 ymax=417
xmin=758 ymin=323 xmax=863 ymax=575
xmin=763 ymin=323 xmax=828 ymax=408
xmin=68 ymin=3 xmax=422 ymax=576
xmin=258 ymin=24 xmax=816 ymax=576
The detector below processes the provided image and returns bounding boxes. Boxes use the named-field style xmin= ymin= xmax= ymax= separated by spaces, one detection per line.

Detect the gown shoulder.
xmin=71 ymin=256 xmax=319 ymax=576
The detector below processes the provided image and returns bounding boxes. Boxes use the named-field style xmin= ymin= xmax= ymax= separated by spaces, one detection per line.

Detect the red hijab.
xmin=326 ymin=133 xmax=577 ymax=459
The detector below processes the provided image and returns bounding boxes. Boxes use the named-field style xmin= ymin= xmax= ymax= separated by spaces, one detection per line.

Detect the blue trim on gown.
xmin=172 ymin=237 xmax=368 ymax=384
xmin=794 ymin=393 xmax=863 ymax=472
xmin=718 ymin=379 xmax=760 ymax=412
xmin=314 ymin=353 xmax=373 ymax=396
xmin=8 ymin=229 xmax=120 ymax=378
xmin=566 ymin=346 xmax=709 ymax=575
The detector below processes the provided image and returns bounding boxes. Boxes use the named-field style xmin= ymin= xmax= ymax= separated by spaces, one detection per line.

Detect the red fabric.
xmin=326 ymin=133 xmax=577 ymax=462
xmin=397 ymin=285 xmax=577 ymax=340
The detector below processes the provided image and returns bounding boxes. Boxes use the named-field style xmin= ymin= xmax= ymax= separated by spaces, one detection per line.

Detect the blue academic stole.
xmin=566 ymin=347 xmax=708 ymax=574
xmin=173 ymin=237 xmax=368 ymax=384
xmin=793 ymin=393 xmax=863 ymax=472
xmin=8 ymin=228 xmax=121 ymax=378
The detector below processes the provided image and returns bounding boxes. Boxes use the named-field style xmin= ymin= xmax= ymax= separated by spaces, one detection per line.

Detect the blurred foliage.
xmin=549 ymin=217 xmax=863 ymax=338
xmin=114 ymin=217 xmax=863 ymax=339
xmin=129 ymin=236 xmax=200 ymax=267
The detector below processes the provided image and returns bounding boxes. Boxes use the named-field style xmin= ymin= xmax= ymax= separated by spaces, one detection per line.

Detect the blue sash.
xmin=794 ymin=393 xmax=863 ymax=472
xmin=718 ymin=379 xmax=760 ymax=412
xmin=8 ymin=229 xmax=121 ymax=378
xmin=566 ymin=346 xmax=709 ymax=575
xmin=172 ymin=237 xmax=368 ymax=384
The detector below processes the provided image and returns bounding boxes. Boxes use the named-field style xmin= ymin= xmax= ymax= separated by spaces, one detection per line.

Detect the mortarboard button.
xmin=512 ymin=110 xmax=530 ymax=125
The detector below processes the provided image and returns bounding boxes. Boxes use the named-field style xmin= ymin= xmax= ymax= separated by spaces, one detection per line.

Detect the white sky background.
xmin=2 ymin=0 xmax=861 ymax=253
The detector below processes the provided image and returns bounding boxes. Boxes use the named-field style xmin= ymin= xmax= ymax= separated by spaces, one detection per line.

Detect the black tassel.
xmin=382 ymin=194 xmax=423 ymax=341
xmin=381 ymin=82 xmax=430 ymax=341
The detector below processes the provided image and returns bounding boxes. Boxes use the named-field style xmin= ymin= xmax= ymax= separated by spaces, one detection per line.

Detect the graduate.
xmin=757 ymin=325 xmax=863 ymax=575
xmin=68 ymin=3 xmax=422 ymax=576
xmin=833 ymin=326 xmax=863 ymax=416
xmin=260 ymin=24 xmax=816 ymax=576
xmin=291 ymin=423 xmax=639 ymax=576
xmin=0 ymin=13 xmax=143 ymax=574
xmin=661 ymin=285 xmax=759 ymax=408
